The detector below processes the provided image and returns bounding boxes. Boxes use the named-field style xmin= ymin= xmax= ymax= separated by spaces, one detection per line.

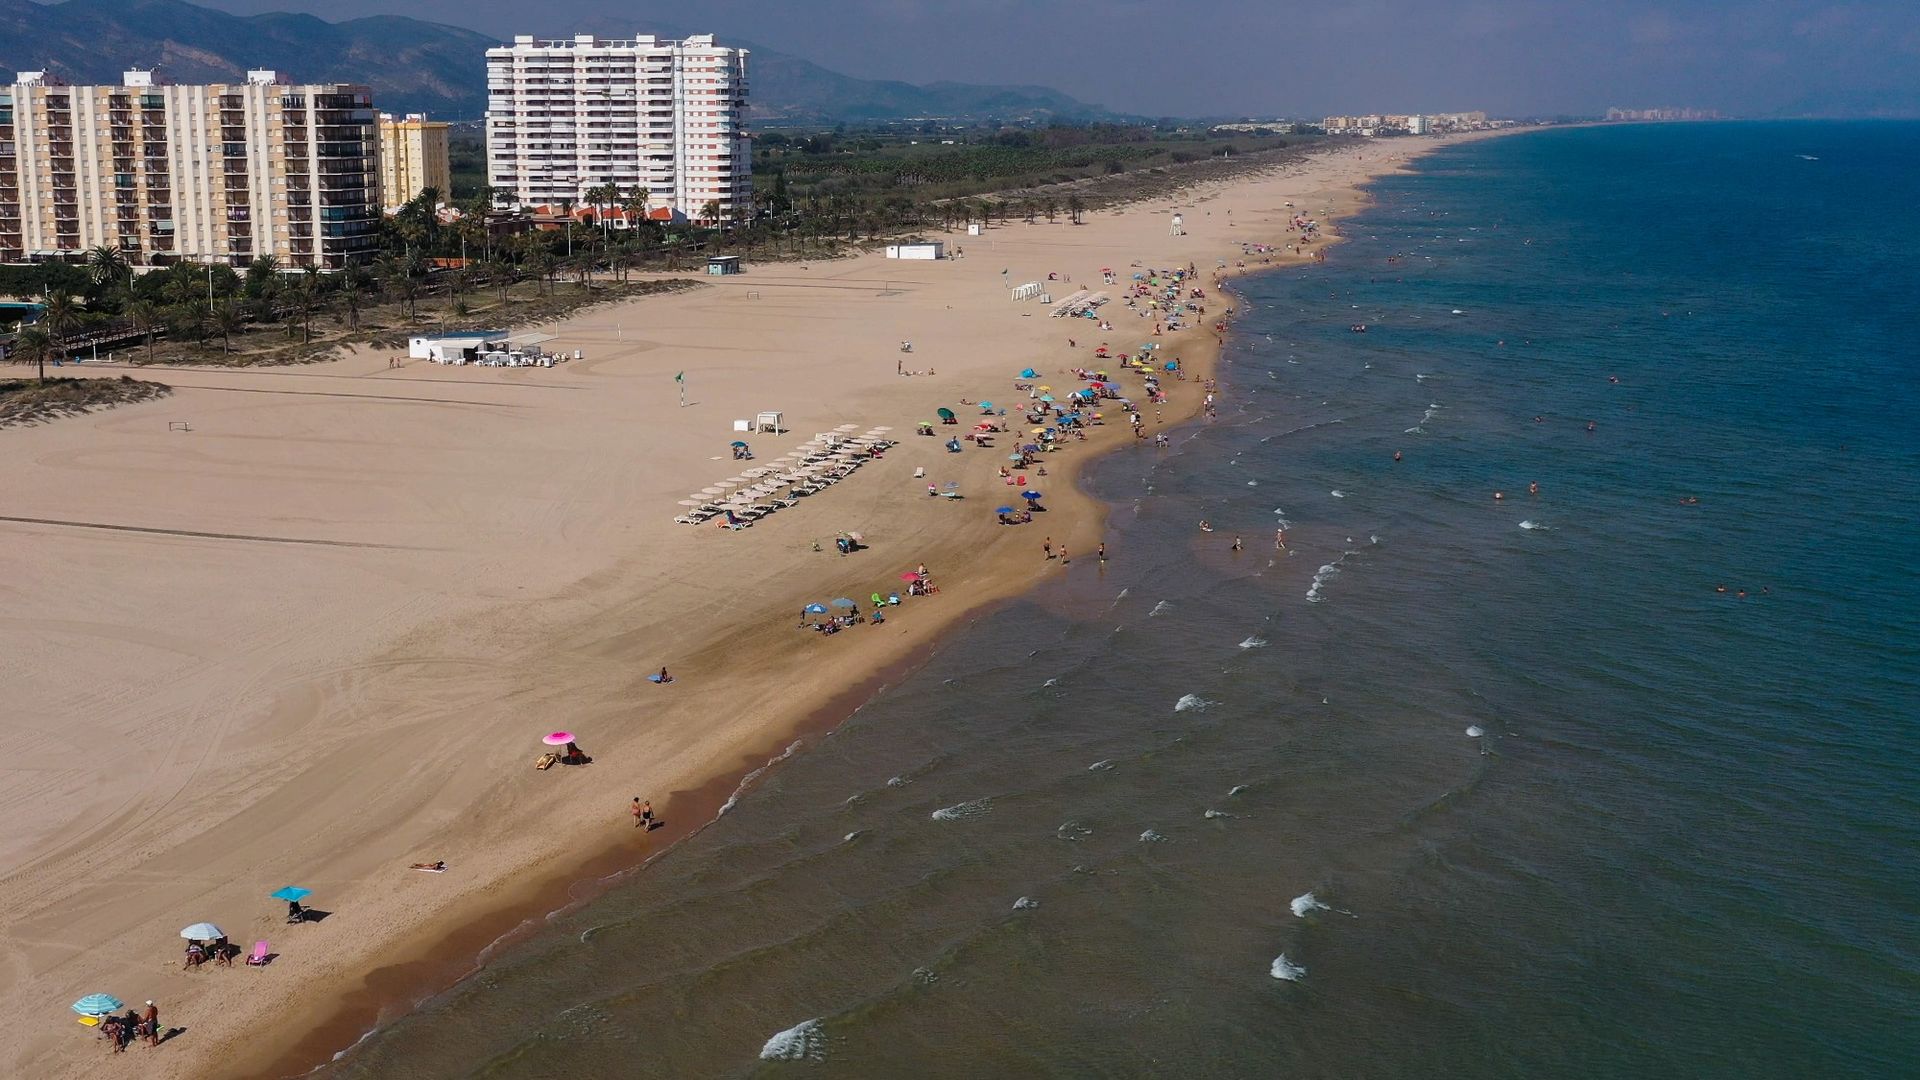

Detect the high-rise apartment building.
xmin=0 ymin=69 xmax=380 ymax=268
xmin=485 ymin=34 xmax=749 ymax=220
xmin=378 ymin=113 xmax=452 ymax=211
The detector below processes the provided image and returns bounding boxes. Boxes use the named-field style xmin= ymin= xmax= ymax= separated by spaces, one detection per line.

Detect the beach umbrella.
xmin=936 ymin=407 xmax=956 ymax=420
xmin=995 ymin=505 xmax=1016 ymax=514
xmin=1019 ymin=367 xmax=1038 ymax=378
xmin=700 ymin=486 xmax=725 ymax=495
xmin=1022 ymin=490 xmax=1044 ymax=500
xmin=180 ymin=922 xmax=224 ymax=940
xmin=979 ymin=401 xmax=995 ymax=410
xmin=542 ymin=731 xmax=575 ymax=746
xmin=677 ymin=499 xmax=703 ymax=507
xmin=269 ymin=886 xmax=312 ymax=903
xmin=900 ymin=572 xmax=921 ymax=582
xmin=1008 ymin=453 xmax=1024 ymax=461
xmin=71 ymin=994 xmax=124 ymax=1017
xmin=830 ymin=598 xmax=856 ymax=608
xmin=803 ymin=603 xmax=828 ymax=614
xmin=729 ymin=440 xmax=748 ymax=448
xmin=1039 ymin=394 xmax=1055 ymax=403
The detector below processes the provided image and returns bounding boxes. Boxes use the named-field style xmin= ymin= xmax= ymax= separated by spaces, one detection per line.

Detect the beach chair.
xmin=245 ymin=941 xmax=271 ymax=966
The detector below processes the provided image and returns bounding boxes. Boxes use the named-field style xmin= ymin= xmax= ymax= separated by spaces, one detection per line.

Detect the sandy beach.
xmin=0 ymin=132 xmax=1492 ymax=1078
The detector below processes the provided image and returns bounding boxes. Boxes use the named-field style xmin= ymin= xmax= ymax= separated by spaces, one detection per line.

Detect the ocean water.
xmin=321 ymin=123 xmax=1920 ymax=1079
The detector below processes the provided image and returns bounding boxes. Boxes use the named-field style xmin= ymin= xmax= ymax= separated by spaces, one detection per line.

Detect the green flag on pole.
xmin=674 ymin=371 xmax=684 ymax=383
xmin=674 ymin=370 xmax=686 ymax=406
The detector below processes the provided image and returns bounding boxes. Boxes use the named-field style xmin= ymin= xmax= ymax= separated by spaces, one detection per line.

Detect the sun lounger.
xmin=535 ymin=753 xmax=559 ymax=770
xmin=245 ymin=941 xmax=271 ymax=966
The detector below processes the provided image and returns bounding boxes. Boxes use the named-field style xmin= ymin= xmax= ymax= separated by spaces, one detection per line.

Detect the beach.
xmin=0 ymin=132 xmax=1475 ymax=1079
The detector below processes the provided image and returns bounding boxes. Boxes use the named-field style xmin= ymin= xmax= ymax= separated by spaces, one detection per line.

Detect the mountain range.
xmin=0 ymin=0 xmax=1113 ymax=122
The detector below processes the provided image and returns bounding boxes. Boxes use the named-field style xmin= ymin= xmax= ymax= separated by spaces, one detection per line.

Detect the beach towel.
xmin=535 ymin=753 xmax=558 ymax=770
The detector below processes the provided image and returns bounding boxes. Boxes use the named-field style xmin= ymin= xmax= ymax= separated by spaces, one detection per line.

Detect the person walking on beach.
xmin=1060 ymin=545 xmax=1070 ymax=565
xmin=632 ymin=798 xmax=654 ymax=829
xmin=1098 ymin=542 xmax=1107 ymax=562
xmin=142 ymin=1001 xmax=160 ymax=1047
xmin=1044 ymin=537 xmax=1054 ymax=560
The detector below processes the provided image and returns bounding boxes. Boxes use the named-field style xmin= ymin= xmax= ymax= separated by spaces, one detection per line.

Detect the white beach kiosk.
xmin=884 ymin=242 xmax=946 ymax=260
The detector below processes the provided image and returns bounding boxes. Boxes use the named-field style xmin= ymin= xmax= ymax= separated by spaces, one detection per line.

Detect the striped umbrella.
xmin=72 ymin=994 xmax=124 ymax=1017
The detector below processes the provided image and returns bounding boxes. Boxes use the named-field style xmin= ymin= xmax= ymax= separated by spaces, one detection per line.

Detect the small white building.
xmin=1408 ymin=115 xmax=1432 ymax=135
xmin=885 ymin=242 xmax=946 ymax=260
xmin=408 ymin=332 xmax=505 ymax=362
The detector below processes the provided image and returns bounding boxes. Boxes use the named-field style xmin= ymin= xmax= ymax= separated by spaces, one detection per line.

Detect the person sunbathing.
xmin=410 ymin=861 xmax=448 ymax=872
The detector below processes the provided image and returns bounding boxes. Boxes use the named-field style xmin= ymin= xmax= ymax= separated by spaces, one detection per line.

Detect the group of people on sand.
xmin=801 ymin=565 xmax=938 ymax=636
xmin=98 ymin=1001 xmax=163 ymax=1053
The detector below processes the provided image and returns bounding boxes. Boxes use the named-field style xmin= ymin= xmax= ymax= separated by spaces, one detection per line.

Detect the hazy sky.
xmin=187 ymin=0 xmax=1920 ymax=117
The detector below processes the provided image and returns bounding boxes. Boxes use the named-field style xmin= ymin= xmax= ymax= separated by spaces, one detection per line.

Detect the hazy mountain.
xmin=0 ymin=0 xmax=1114 ymax=122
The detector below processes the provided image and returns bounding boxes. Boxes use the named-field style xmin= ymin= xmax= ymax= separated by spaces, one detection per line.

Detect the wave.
xmin=1269 ymin=954 xmax=1307 ymax=981
xmin=1012 ymin=896 xmax=1040 ymax=911
xmin=1246 ymin=480 xmax=1258 ymax=486
xmin=843 ymin=831 xmax=863 ymax=842
xmin=1139 ymin=829 xmax=1168 ymax=842
xmin=1330 ymin=490 xmax=1347 ymax=498
xmin=1291 ymin=891 xmax=1331 ymax=918
xmin=886 ymin=775 xmax=910 ymax=788
xmin=1203 ymin=809 xmax=1234 ymax=819
xmin=1150 ymin=600 xmax=1174 ymax=617
xmin=1306 ymin=561 xmax=1340 ymax=604
xmin=1518 ymin=520 xmax=1551 ymax=531
xmin=719 ymin=739 xmax=803 ymax=816
xmin=1465 ymin=725 xmax=1485 ymax=738
xmin=760 ymin=1018 xmax=827 ymax=1061
xmin=1238 ymin=636 xmax=1268 ymax=649
xmin=1174 ymin=693 xmax=1213 ymax=712
xmin=931 ymin=798 xmax=992 ymax=821
xmin=1088 ymin=759 xmax=1115 ymax=771
xmin=1042 ymin=677 xmax=1059 ymax=688
xmin=1227 ymin=784 xmax=1249 ymax=797
xmin=1057 ymin=821 xmax=1094 ymax=841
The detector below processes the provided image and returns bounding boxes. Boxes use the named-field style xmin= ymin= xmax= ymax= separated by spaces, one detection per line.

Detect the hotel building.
xmin=1 ymin=69 xmax=380 ymax=268
xmin=485 ymin=34 xmax=750 ymax=221
xmin=378 ymin=112 xmax=452 ymax=210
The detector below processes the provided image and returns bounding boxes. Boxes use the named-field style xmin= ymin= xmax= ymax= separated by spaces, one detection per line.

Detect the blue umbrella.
xmin=1019 ymin=368 xmax=1038 ymax=379
xmin=830 ymin=598 xmax=856 ymax=608
xmin=1022 ymin=490 xmax=1044 ymax=500
xmin=803 ymin=603 xmax=828 ymax=614
xmin=270 ymin=886 xmax=312 ymax=902
xmin=995 ymin=505 xmax=1016 ymax=514
xmin=1039 ymin=394 xmax=1055 ymax=402
xmin=979 ymin=401 xmax=995 ymax=409
xmin=729 ymin=440 xmax=748 ymax=447
xmin=72 ymin=994 xmax=124 ymax=1016
xmin=1008 ymin=453 xmax=1024 ymax=461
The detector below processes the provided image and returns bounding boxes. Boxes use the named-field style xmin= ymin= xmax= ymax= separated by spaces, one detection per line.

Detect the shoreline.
xmin=0 ymin=130 xmax=1517 ymax=1080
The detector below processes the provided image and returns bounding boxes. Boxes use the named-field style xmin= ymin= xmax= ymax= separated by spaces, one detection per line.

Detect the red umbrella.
xmin=900 ymin=572 xmax=921 ymax=582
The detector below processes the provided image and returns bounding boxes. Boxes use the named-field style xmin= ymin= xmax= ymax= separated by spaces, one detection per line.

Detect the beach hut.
xmin=885 ymin=242 xmax=946 ymax=260
xmin=706 ymin=255 xmax=743 ymax=276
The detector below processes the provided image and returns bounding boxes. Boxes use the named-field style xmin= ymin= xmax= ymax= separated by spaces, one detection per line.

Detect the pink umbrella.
xmin=542 ymin=731 xmax=574 ymax=746
xmin=900 ymin=572 xmax=921 ymax=582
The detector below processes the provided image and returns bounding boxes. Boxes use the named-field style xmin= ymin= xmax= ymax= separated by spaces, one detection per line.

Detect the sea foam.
xmin=1150 ymin=600 xmax=1174 ymax=617
xmin=760 ymin=1019 xmax=827 ymax=1061
xmin=1291 ymin=891 xmax=1331 ymax=918
xmin=1174 ymin=694 xmax=1213 ymax=712
xmin=1239 ymin=636 xmax=1269 ymax=649
xmin=1466 ymin=725 xmax=1485 ymax=738
xmin=1012 ymin=896 xmax=1040 ymax=911
xmin=931 ymin=798 xmax=991 ymax=821
xmin=1270 ymin=954 xmax=1307 ymax=981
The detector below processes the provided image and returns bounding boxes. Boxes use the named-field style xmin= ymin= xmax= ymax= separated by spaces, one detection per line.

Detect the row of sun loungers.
xmin=675 ymin=428 xmax=896 ymax=528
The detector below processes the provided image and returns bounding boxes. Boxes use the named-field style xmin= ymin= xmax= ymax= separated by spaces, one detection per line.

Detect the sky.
xmin=183 ymin=0 xmax=1920 ymax=117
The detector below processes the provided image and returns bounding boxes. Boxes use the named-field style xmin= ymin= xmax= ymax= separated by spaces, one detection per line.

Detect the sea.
xmin=321 ymin=122 xmax=1920 ymax=1079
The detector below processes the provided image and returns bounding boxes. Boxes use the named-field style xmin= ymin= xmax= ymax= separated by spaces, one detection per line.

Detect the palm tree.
xmin=86 ymin=245 xmax=131 ymax=290
xmin=127 ymin=299 xmax=163 ymax=363
xmin=339 ymin=266 xmax=370 ymax=330
xmin=524 ymin=249 xmax=554 ymax=296
xmin=624 ymin=185 xmax=651 ymax=230
xmin=483 ymin=257 xmax=513 ymax=303
xmin=700 ymin=200 xmax=722 ymax=228
xmin=210 ymin=299 xmax=243 ymax=355
xmin=40 ymin=293 xmax=80 ymax=367
xmin=10 ymin=326 xmax=54 ymax=381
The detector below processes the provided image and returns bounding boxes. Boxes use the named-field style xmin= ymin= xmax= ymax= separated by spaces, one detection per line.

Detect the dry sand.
xmin=0 ymin=133 xmax=1490 ymax=1078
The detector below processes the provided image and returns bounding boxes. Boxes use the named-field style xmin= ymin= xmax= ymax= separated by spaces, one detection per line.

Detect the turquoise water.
xmin=323 ymin=122 xmax=1920 ymax=1078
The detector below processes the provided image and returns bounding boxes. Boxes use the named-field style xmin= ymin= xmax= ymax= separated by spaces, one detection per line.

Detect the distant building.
xmin=1605 ymin=106 xmax=1721 ymax=122
xmin=2 ymin=68 xmax=380 ymax=267
xmin=1407 ymin=115 xmax=1431 ymax=135
xmin=485 ymin=33 xmax=750 ymax=220
xmin=379 ymin=113 xmax=451 ymax=211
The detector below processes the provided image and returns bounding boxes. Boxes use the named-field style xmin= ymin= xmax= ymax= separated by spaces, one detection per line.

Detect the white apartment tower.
xmin=485 ymin=34 xmax=749 ymax=221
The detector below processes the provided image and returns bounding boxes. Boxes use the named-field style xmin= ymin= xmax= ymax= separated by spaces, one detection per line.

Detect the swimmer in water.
xmin=1587 ymin=421 xmax=1597 ymax=432
xmin=1199 ymin=520 xmax=1213 ymax=532
xmin=1393 ymin=450 xmax=1403 ymax=462
xmin=1528 ymin=482 xmax=1539 ymax=495
xmin=1493 ymin=491 xmax=1504 ymax=501
xmin=1231 ymin=536 xmax=1243 ymax=551
xmin=1534 ymin=416 xmax=1545 ymax=423
xmin=1715 ymin=584 xmax=1728 ymax=593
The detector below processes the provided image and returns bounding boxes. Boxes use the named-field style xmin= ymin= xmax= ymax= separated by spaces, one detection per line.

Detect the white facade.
xmin=885 ymin=242 xmax=944 ymax=260
xmin=485 ymin=34 xmax=749 ymax=220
